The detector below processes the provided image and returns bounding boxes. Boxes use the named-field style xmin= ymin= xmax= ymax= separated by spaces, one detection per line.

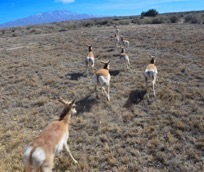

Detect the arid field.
xmin=0 ymin=17 xmax=204 ymax=172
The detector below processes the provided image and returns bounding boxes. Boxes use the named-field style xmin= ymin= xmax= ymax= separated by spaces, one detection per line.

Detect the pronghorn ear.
xmin=58 ymin=97 xmax=64 ymax=104
xmin=58 ymin=97 xmax=70 ymax=105
xmin=101 ymin=60 xmax=110 ymax=64
xmin=149 ymin=54 xmax=155 ymax=58
xmin=70 ymin=99 xmax=76 ymax=107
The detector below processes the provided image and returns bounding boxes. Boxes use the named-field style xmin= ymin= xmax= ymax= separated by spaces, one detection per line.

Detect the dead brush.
xmin=157 ymin=86 xmax=176 ymax=102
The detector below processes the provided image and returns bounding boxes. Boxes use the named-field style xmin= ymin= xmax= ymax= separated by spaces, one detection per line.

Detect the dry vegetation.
xmin=0 ymin=12 xmax=204 ymax=171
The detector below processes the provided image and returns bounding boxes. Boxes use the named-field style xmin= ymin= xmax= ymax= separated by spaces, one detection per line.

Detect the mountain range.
xmin=0 ymin=10 xmax=95 ymax=28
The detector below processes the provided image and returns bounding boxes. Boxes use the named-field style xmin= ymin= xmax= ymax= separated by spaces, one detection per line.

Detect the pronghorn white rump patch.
xmin=93 ymin=75 xmax=110 ymax=86
xmin=23 ymin=146 xmax=33 ymax=165
xmin=86 ymin=56 xmax=94 ymax=63
xmin=145 ymin=69 xmax=157 ymax=78
xmin=32 ymin=147 xmax=46 ymax=167
xmin=120 ymin=55 xmax=129 ymax=61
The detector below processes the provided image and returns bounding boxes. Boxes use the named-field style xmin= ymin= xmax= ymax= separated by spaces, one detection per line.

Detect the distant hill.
xmin=0 ymin=10 xmax=95 ymax=28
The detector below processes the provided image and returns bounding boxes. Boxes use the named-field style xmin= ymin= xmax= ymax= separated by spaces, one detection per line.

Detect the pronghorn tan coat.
xmin=85 ymin=44 xmax=94 ymax=71
xmin=144 ymin=57 xmax=158 ymax=98
xmin=23 ymin=98 xmax=78 ymax=172
xmin=93 ymin=61 xmax=111 ymax=101
xmin=120 ymin=47 xmax=130 ymax=69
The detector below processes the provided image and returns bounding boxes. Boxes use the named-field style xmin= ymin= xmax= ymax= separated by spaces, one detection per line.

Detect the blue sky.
xmin=0 ymin=0 xmax=203 ymax=24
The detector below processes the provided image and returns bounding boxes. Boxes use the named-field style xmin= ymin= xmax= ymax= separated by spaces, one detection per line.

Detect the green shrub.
xmin=141 ymin=9 xmax=159 ymax=17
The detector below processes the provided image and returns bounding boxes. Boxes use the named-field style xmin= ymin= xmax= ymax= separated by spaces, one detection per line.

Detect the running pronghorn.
xmin=113 ymin=25 xmax=120 ymax=35
xmin=114 ymin=33 xmax=120 ymax=47
xmin=120 ymin=36 xmax=129 ymax=48
xmin=120 ymin=47 xmax=130 ymax=69
xmin=93 ymin=60 xmax=111 ymax=101
xmin=144 ymin=56 xmax=158 ymax=99
xmin=85 ymin=44 xmax=95 ymax=72
xmin=23 ymin=97 xmax=78 ymax=172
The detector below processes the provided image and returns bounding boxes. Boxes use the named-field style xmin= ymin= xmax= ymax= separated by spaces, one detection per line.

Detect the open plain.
xmin=0 ymin=20 xmax=204 ymax=171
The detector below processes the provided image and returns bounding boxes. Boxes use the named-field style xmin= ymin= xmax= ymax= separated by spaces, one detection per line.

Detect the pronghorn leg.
xmin=41 ymin=156 xmax=54 ymax=172
xmin=154 ymin=74 xmax=157 ymax=86
xmin=145 ymin=77 xmax=149 ymax=99
xmin=127 ymin=59 xmax=130 ymax=69
xmin=64 ymin=144 xmax=78 ymax=164
xmin=91 ymin=61 xmax=95 ymax=71
xmin=85 ymin=61 xmax=88 ymax=72
xmin=107 ymin=85 xmax=110 ymax=101
xmin=152 ymin=76 xmax=156 ymax=97
xmin=41 ymin=166 xmax=52 ymax=172
xmin=95 ymin=85 xmax=99 ymax=98
xmin=24 ymin=166 xmax=32 ymax=172
xmin=102 ymin=86 xmax=110 ymax=101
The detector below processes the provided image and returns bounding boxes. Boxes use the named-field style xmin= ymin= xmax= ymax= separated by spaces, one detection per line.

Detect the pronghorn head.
xmin=120 ymin=47 xmax=125 ymax=53
xmin=58 ymin=97 xmax=77 ymax=121
xmin=86 ymin=43 xmax=92 ymax=52
xmin=149 ymin=55 xmax=157 ymax=64
xmin=101 ymin=60 xmax=110 ymax=70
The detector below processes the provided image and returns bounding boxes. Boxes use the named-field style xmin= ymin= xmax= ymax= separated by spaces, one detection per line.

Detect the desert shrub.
xmin=143 ymin=18 xmax=152 ymax=24
xmin=131 ymin=18 xmax=141 ymax=24
xmin=1 ymin=29 xmax=6 ymax=35
xmin=58 ymin=28 xmax=67 ymax=32
xmin=81 ymin=21 xmax=94 ymax=27
xmin=11 ymin=33 xmax=18 ymax=37
xmin=95 ymin=20 xmax=109 ymax=26
xmin=119 ymin=20 xmax=130 ymax=25
xmin=170 ymin=15 xmax=179 ymax=23
xmin=112 ymin=17 xmax=121 ymax=21
xmin=151 ymin=17 xmax=163 ymax=24
xmin=184 ymin=15 xmax=199 ymax=23
xmin=29 ymin=28 xmax=42 ymax=34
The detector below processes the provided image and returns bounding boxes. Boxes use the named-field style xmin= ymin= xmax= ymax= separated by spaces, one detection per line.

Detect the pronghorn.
xmin=113 ymin=25 xmax=120 ymax=35
xmin=93 ymin=60 xmax=111 ymax=101
xmin=120 ymin=47 xmax=130 ymax=69
xmin=114 ymin=33 xmax=120 ymax=47
xmin=120 ymin=36 xmax=129 ymax=48
xmin=85 ymin=44 xmax=94 ymax=72
xmin=23 ymin=97 xmax=78 ymax=172
xmin=144 ymin=56 xmax=158 ymax=99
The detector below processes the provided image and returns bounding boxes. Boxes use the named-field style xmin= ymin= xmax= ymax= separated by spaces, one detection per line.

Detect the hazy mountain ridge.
xmin=0 ymin=10 xmax=95 ymax=28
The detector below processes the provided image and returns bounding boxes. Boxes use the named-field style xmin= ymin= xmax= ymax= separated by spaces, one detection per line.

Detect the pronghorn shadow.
xmin=124 ymin=89 xmax=147 ymax=108
xmin=110 ymin=69 xmax=120 ymax=76
xmin=66 ymin=72 xmax=84 ymax=80
xmin=76 ymin=95 xmax=98 ymax=113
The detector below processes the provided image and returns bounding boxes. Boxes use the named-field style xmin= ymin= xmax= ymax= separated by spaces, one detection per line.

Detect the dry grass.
xmin=0 ymin=19 xmax=204 ymax=172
